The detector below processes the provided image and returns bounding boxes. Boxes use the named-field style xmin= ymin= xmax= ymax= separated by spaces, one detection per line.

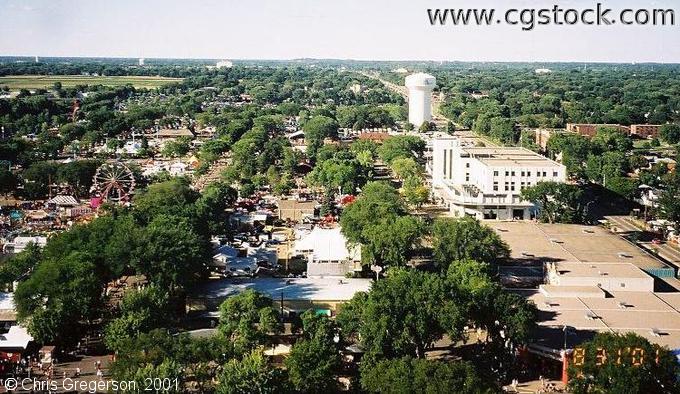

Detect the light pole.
xmin=371 ymin=265 xmax=383 ymax=281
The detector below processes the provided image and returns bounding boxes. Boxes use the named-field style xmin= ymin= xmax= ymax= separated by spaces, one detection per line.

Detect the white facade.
xmin=294 ymin=227 xmax=361 ymax=277
xmin=430 ymin=136 xmax=566 ymax=220
xmin=405 ymin=73 xmax=436 ymax=127
xmin=3 ymin=236 xmax=47 ymax=254
xmin=216 ymin=60 xmax=233 ymax=69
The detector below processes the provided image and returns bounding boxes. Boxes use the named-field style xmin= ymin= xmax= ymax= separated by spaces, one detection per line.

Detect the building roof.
xmin=518 ymin=289 xmax=680 ymax=352
xmin=294 ymin=227 xmax=360 ymax=262
xmin=462 ymin=147 xmax=563 ymax=168
xmin=12 ymin=236 xmax=48 ymax=248
xmin=0 ymin=325 xmax=33 ymax=350
xmin=550 ymin=262 xmax=653 ymax=280
xmin=493 ymin=222 xmax=671 ymax=272
xmin=47 ymin=195 xmax=79 ymax=206
xmin=156 ymin=128 xmax=194 ymax=138
xmin=194 ymin=277 xmax=372 ymax=301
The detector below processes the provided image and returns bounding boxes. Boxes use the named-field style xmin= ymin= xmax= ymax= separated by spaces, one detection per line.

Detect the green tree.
xmin=285 ymin=335 xmax=341 ymax=393
xmin=0 ymin=243 xmax=42 ymax=287
xmin=432 ymin=217 xmax=510 ymax=270
xmin=218 ymin=290 xmax=279 ymax=354
xmin=131 ymin=359 xmax=183 ymax=394
xmin=361 ymin=357 xmax=493 ymax=394
xmin=104 ymin=286 xmax=171 ymax=352
xmin=546 ymin=133 xmax=592 ymax=179
xmin=133 ymin=214 xmax=209 ymax=290
xmin=361 ymin=215 xmax=425 ymax=266
xmin=341 ymin=269 xmax=463 ymax=363
xmin=21 ymin=161 xmax=59 ymax=199
xmin=304 ymin=115 xmax=338 ymax=161
xmin=56 ymin=160 xmax=100 ymax=197
xmin=389 ymin=157 xmax=421 ymax=180
xmin=339 ymin=182 xmax=406 ymax=244
xmin=658 ymin=123 xmax=680 ymax=144
xmin=132 ymin=178 xmax=200 ymax=223
xmin=568 ymin=332 xmax=680 ymax=394
xmin=217 ymin=350 xmax=287 ymax=394
xmin=591 ymin=127 xmax=633 ymax=153
xmin=0 ymin=167 xmax=17 ymax=194
xmin=658 ymin=172 xmax=680 ymax=231
xmin=377 ymin=136 xmax=425 ymax=164
xmin=521 ymin=182 xmax=585 ymax=224
xmin=110 ymin=330 xmax=231 ymax=392
xmin=606 ymin=176 xmax=639 ymax=200
xmin=15 ymin=252 xmax=102 ymax=345
xmin=401 ymin=176 xmax=429 ymax=207
xmin=306 ymin=156 xmax=364 ymax=194
xmin=161 ymin=136 xmax=192 ymax=157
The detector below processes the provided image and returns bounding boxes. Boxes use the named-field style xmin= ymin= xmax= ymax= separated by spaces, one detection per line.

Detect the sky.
xmin=1 ymin=0 xmax=679 ymax=62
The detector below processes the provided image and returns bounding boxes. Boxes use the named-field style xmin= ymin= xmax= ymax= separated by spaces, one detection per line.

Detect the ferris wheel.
xmin=91 ymin=162 xmax=136 ymax=202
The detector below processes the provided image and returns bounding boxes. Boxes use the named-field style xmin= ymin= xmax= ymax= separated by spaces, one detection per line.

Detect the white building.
xmin=430 ymin=136 xmax=566 ymax=220
xmin=138 ymin=58 xmax=145 ymax=66
xmin=294 ymin=227 xmax=361 ymax=277
xmin=216 ymin=60 xmax=233 ymax=69
xmin=3 ymin=236 xmax=48 ymax=254
xmin=405 ymin=73 xmax=436 ymax=128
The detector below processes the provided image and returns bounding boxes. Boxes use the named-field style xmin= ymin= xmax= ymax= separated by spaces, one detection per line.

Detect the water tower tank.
xmin=405 ymin=73 xmax=436 ymax=128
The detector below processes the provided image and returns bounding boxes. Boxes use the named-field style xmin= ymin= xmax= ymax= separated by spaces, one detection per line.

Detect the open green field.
xmin=0 ymin=75 xmax=183 ymax=90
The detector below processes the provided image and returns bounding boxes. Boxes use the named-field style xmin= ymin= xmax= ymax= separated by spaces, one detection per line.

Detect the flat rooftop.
xmin=517 ymin=289 xmax=680 ymax=351
xmin=463 ymin=147 xmax=563 ymax=168
xmin=193 ymin=277 xmax=372 ymax=301
xmin=551 ymin=262 xmax=653 ymax=279
xmin=492 ymin=222 xmax=671 ymax=271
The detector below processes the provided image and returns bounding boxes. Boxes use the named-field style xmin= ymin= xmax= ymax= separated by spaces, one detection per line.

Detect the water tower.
xmin=405 ymin=73 xmax=436 ymax=128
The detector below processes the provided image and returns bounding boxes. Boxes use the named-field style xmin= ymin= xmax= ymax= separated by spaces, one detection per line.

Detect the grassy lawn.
xmin=0 ymin=75 xmax=183 ymax=90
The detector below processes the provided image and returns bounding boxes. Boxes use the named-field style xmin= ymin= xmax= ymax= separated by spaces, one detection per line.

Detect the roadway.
xmin=606 ymin=215 xmax=680 ymax=272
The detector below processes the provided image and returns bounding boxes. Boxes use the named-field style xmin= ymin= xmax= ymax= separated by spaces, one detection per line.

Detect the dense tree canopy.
xmin=567 ymin=332 xmax=680 ymax=394
xmin=431 ymin=217 xmax=510 ymax=270
xmin=521 ymin=181 xmax=585 ymax=224
xmin=361 ymin=357 xmax=495 ymax=394
xmin=218 ymin=289 xmax=279 ymax=355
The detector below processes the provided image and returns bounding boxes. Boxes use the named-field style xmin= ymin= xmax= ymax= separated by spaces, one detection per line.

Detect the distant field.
xmin=0 ymin=75 xmax=183 ymax=90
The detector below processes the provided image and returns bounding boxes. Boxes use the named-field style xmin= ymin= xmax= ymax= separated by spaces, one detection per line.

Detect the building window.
xmin=521 ymin=171 xmax=525 ymax=177
xmin=493 ymin=182 xmax=499 ymax=191
xmin=443 ymin=150 xmax=447 ymax=177
xmin=465 ymin=173 xmax=470 ymax=182
xmin=527 ymin=171 xmax=531 ymax=177
xmin=511 ymin=171 xmax=516 ymax=176
xmin=511 ymin=182 xmax=516 ymax=191
xmin=543 ymin=171 xmax=547 ymax=177
xmin=466 ymin=163 xmax=470 ymax=168
xmin=553 ymin=171 xmax=558 ymax=177
xmin=449 ymin=151 xmax=453 ymax=179
xmin=494 ymin=171 xmax=499 ymax=176
xmin=620 ymin=283 xmax=626 ymax=288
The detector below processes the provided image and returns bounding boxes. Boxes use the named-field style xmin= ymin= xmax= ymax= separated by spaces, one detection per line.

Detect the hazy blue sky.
xmin=1 ymin=0 xmax=679 ymax=62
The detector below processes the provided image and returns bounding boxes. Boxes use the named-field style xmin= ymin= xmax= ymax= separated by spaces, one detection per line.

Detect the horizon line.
xmin=1 ymin=54 xmax=680 ymax=66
